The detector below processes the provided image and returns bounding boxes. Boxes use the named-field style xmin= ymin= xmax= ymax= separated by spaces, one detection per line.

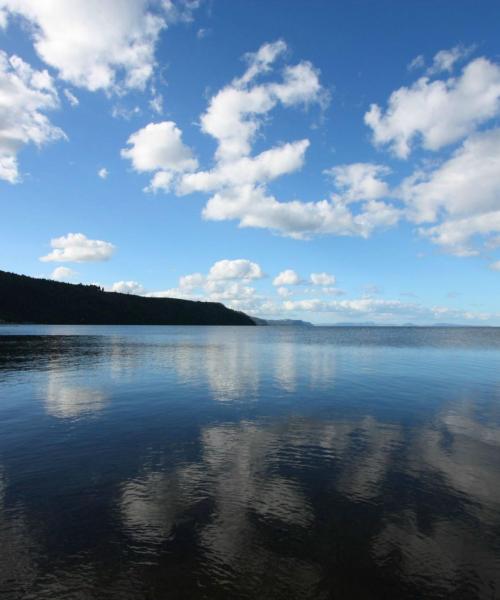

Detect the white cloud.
xmin=143 ymin=258 xmax=498 ymax=323
xmin=146 ymin=258 xmax=267 ymax=314
xmin=178 ymin=140 xmax=309 ymax=194
xmin=310 ymin=272 xmax=336 ymax=285
xmin=325 ymin=163 xmax=390 ymax=202
xmin=146 ymin=170 xmax=174 ymax=192
xmin=237 ymin=39 xmax=287 ymax=86
xmin=400 ymin=128 xmax=500 ymax=255
xmin=273 ymin=269 xmax=301 ymax=286
xmin=147 ymin=279 xmax=266 ymax=315
xmin=204 ymin=280 xmax=257 ymax=301
xmin=202 ymin=184 xmax=401 ymax=239
xmin=146 ymin=287 xmax=187 ymax=299
xmin=110 ymin=280 xmax=144 ymax=294
xmin=0 ymin=51 xmax=64 ymax=183
xmin=40 ymin=233 xmax=116 ymax=263
xmin=98 ymin=167 xmax=109 ymax=179
xmin=208 ymin=259 xmax=263 ymax=281
xmin=276 ymin=286 xmax=292 ymax=298
xmin=200 ymin=40 xmax=324 ymax=163
xmin=121 ymin=121 xmax=197 ymax=191
xmin=427 ymin=45 xmax=472 ymax=76
xmin=490 ymin=261 xmax=500 ymax=272
xmin=174 ymin=42 xmax=401 ymax=240
xmin=0 ymin=0 xmax=171 ymax=92
xmin=51 ymin=266 xmax=76 ymax=281
xmin=402 ymin=128 xmax=500 ymax=223
xmin=282 ymin=297 xmax=493 ymax=323
xmin=365 ymin=56 xmax=500 ymax=158
xmin=111 ymin=104 xmax=141 ymax=120
xmin=63 ymin=89 xmax=79 ymax=106
xmin=179 ymin=272 xmax=205 ymax=289
xmin=122 ymin=121 xmax=197 ymax=172
xmin=421 ymin=213 xmax=500 ymax=257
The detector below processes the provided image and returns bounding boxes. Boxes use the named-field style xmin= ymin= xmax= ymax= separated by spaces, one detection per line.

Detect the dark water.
xmin=1 ymin=325 xmax=500 ymax=599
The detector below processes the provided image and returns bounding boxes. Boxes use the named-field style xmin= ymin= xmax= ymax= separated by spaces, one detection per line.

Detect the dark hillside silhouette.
xmin=0 ymin=270 xmax=255 ymax=326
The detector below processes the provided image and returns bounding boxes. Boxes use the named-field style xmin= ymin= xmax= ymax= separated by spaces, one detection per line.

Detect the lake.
xmin=1 ymin=325 xmax=499 ymax=599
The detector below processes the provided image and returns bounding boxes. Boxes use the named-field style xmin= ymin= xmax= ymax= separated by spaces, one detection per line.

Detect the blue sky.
xmin=1 ymin=0 xmax=500 ymax=324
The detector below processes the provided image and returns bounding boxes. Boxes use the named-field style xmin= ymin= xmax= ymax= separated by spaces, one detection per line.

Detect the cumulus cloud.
xmin=282 ymin=297 xmax=492 ymax=323
xmin=141 ymin=257 xmax=497 ymax=323
xmin=208 ymin=259 xmax=263 ymax=281
xmin=273 ymin=270 xmax=301 ymax=286
xmin=122 ymin=121 xmax=197 ymax=172
xmin=172 ymin=41 xmax=401 ymax=240
xmin=237 ymin=39 xmax=287 ymax=86
xmin=324 ymin=163 xmax=390 ymax=202
xmin=98 ymin=167 xmax=109 ymax=179
xmin=146 ymin=258 xmax=268 ymax=314
xmin=310 ymin=272 xmax=336 ymax=285
xmin=40 ymin=233 xmax=116 ymax=263
xmin=202 ymin=184 xmax=401 ymax=239
xmin=0 ymin=51 xmax=64 ymax=183
xmin=110 ymin=280 xmax=145 ymax=294
xmin=401 ymin=128 xmax=500 ymax=255
xmin=51 ymin=266 xmax=76 ymax=281
xmin=365 ymin=56 xmax=500 ymax=158
xmin=179 ymin=272 xmax=205 ymax=289
xmin=121 ymin=121 xmax=197 ymax=191
xmin=0 ymin=0 xmax=173 ymax=92
xmin=148 ymin=280 xmax=265 ymax=315
xmin=178 ymin=140 xmax=310 ymax=194
xmin=200 ymin=40 xmax=323 ymax=163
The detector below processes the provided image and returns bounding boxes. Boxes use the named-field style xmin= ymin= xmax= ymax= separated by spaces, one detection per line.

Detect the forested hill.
xmin=0 ymin=270 xmax=255 ymax=326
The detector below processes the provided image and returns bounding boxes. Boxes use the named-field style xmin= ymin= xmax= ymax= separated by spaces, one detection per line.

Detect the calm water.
xmin=1 ymin=325 xmax=500 ymax=599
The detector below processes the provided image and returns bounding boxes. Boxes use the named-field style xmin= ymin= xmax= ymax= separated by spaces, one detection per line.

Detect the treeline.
xmin=0 ymin=270 xmax=255 ymax=326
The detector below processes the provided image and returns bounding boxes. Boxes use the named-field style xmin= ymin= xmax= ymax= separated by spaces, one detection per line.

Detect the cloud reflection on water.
xmin=45 ymin=374 xmax=108 ymax=419
xmin=1 ymin=328 xmax=500 ymax=598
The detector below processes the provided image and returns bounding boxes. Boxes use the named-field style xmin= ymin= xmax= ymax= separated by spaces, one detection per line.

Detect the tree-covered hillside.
xmin=0 ymin=270 xmax=255 ymax=326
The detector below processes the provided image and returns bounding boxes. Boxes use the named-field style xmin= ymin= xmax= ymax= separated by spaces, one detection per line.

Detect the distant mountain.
xmin=0 ymin=270 xmax=255 ymax=326
xmin=327 ymin=321 xmax=378 ymax=327
xmin=320 ymin=322 xmax=480 ymax=328
xmin=252 ymin=317 xmax=314 ymax=327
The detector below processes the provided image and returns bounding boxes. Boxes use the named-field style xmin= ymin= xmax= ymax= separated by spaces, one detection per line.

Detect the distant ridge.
xmin=251 ymin=317 xmax=314 ymax=327
xmin=0 ymin=270 xmax=255 ymax=326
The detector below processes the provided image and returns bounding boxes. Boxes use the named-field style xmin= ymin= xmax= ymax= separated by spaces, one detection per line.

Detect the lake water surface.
xmin=1 ymin=325 xmax=500 ymax=599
